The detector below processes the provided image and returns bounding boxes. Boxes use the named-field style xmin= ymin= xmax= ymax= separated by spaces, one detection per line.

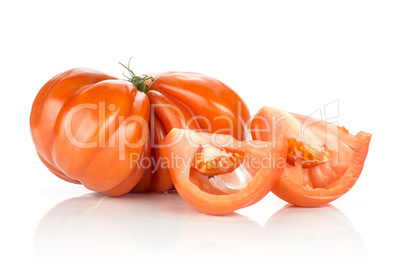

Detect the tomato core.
xmin=191 ymin=145 xmax=245 ymax=176
xmin=286 ymin=138 xmax=330 ymax=168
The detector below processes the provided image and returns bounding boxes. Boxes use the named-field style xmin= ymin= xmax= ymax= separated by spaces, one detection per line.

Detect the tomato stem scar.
xmin=119 ymin=57 xmax=154 ymax=93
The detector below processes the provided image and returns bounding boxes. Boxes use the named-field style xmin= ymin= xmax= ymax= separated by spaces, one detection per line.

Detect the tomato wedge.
xmin=160 ymin=129 xmax=286 ymax=215
xmin=251 ymin=106 xmax=371 ymax=207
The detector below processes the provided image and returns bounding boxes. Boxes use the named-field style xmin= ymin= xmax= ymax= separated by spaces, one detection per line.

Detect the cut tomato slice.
xmin=160 ymin=129 xmax=286 ymax=215
xmin=251 ymin=106 xmax=371 ymax=207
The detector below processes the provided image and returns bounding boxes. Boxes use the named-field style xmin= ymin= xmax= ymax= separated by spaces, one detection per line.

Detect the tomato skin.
xmin=148 ymin=72 xmax=250 ymax=140
xmin=30 ymin=69 xmax=150 ymax=196
xmin=160 ymin=129 xmax=286 ymax=215
xmin=251 ymin=106 xmax=372 ymax=207
xmin=131 ymin=115 xmax=173 ymax=192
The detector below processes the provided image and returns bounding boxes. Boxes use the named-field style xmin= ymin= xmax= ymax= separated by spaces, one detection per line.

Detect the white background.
xmin=1 ymin=0 xmax=401 ymax=267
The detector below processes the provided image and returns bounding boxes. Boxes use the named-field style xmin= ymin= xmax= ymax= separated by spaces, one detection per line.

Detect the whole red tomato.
xmin=30 ymin=65 xmax=250 ymax=196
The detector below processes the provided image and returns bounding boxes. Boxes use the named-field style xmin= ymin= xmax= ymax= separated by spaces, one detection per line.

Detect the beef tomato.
xmin=30 ymin=66 xmax=250 ymax=196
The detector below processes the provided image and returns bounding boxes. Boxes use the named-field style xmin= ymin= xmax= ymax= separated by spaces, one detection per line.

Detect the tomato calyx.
xmin=191 ymin=145 xmax=246 ymax=176
xmin=119 ymin=58 xmax=154 ymax=93
xmin=286 ymin=138 xmax=330 ymax=168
